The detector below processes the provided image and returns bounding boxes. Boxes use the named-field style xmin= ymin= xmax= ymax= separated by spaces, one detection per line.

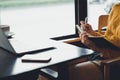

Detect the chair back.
xmin=98 ymin=15 xmax=109 ymax=34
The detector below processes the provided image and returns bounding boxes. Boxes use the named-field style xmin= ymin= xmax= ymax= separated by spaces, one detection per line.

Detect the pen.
xmin=21 ymin=58 xmax=52 ymax=63
xmin=85 ymin=17 xmax=88 ymax=24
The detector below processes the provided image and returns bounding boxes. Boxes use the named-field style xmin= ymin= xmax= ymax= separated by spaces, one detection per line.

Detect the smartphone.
xmin=21 ymin=57 xmax=52 ymax=63
xmin=76 ymin=25 xmax=84 ymax=33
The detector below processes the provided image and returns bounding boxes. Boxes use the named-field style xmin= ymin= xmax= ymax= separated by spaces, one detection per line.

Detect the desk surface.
xmin=0 ymin=38 xmax=94 ymax=78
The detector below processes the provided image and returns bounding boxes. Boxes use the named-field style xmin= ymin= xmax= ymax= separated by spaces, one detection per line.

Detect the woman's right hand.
xmin=80 ymin=21 xmax=94 ymax=35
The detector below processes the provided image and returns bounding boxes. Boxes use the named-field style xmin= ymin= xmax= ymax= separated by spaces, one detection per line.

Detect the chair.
xmin=101 ymin=56 xmax=120 ymax=80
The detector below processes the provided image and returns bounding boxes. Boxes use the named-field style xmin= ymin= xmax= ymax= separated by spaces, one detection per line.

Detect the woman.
xmin=80 ymin=2 xmax=120 ymax=59
xmin=69 ymin=2 xmax=120 ymax=80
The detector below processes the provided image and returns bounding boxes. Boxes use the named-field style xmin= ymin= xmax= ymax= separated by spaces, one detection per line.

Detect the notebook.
xmin=0 ymin=28 xmax=56 ymax=56
xmin=88 ymin=36 xmax=120 ymax=50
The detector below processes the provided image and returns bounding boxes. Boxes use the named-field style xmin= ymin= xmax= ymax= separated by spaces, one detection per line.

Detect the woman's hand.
xmin=80 ymin=32 xmax=94 ymax=47
xmin=80 ymin=21 xmax=95 ymax=35
xmin=80 ymin=32 xmax=101 ymax=52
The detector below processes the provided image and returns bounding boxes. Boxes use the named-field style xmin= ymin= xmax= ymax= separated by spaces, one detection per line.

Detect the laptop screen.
xmin=0 ymin=28 xmax=15 ymax=53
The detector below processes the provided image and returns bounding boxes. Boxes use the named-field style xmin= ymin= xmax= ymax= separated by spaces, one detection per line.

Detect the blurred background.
xmin=0 ymin=0 xmax=119 ymax=40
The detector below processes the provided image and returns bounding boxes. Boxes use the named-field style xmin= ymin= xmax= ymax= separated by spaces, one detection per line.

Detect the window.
xmin=0 ymin=0 xmax=75 ymax=39
xmin=87 ymin=0 xmax=119 ymax=30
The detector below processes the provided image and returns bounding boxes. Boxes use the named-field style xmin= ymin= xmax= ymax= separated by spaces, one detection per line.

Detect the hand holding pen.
xmin=79 ymin=17 xmax=96 ymax=37
xmin=76 ymin=17 xmax=89 ymax=33
xmin=80 ymin=17 xmax=93 ymax=33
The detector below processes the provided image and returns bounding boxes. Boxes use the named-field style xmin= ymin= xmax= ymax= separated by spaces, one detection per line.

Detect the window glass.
xmin=0 ymin=0 xmax=75 ymax=39
xmin=88 ymin=0 xmax=107 ymax=30
xmin=88 ymin=0 xmax=119 ymax=30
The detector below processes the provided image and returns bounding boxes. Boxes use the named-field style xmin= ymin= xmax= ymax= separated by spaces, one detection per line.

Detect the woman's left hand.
xmin=80 ymin=32 xmax=94 ymax=47
xmin=79 ymin=32 xmax=101 ymax=52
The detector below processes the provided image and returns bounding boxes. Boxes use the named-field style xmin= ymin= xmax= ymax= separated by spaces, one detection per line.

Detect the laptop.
xmin=0 ymin=28 xmax=56 ymax=57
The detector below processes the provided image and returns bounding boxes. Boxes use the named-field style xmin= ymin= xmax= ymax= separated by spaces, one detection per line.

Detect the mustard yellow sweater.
xmin=104 ymin=3 xmax=120 ymax=48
